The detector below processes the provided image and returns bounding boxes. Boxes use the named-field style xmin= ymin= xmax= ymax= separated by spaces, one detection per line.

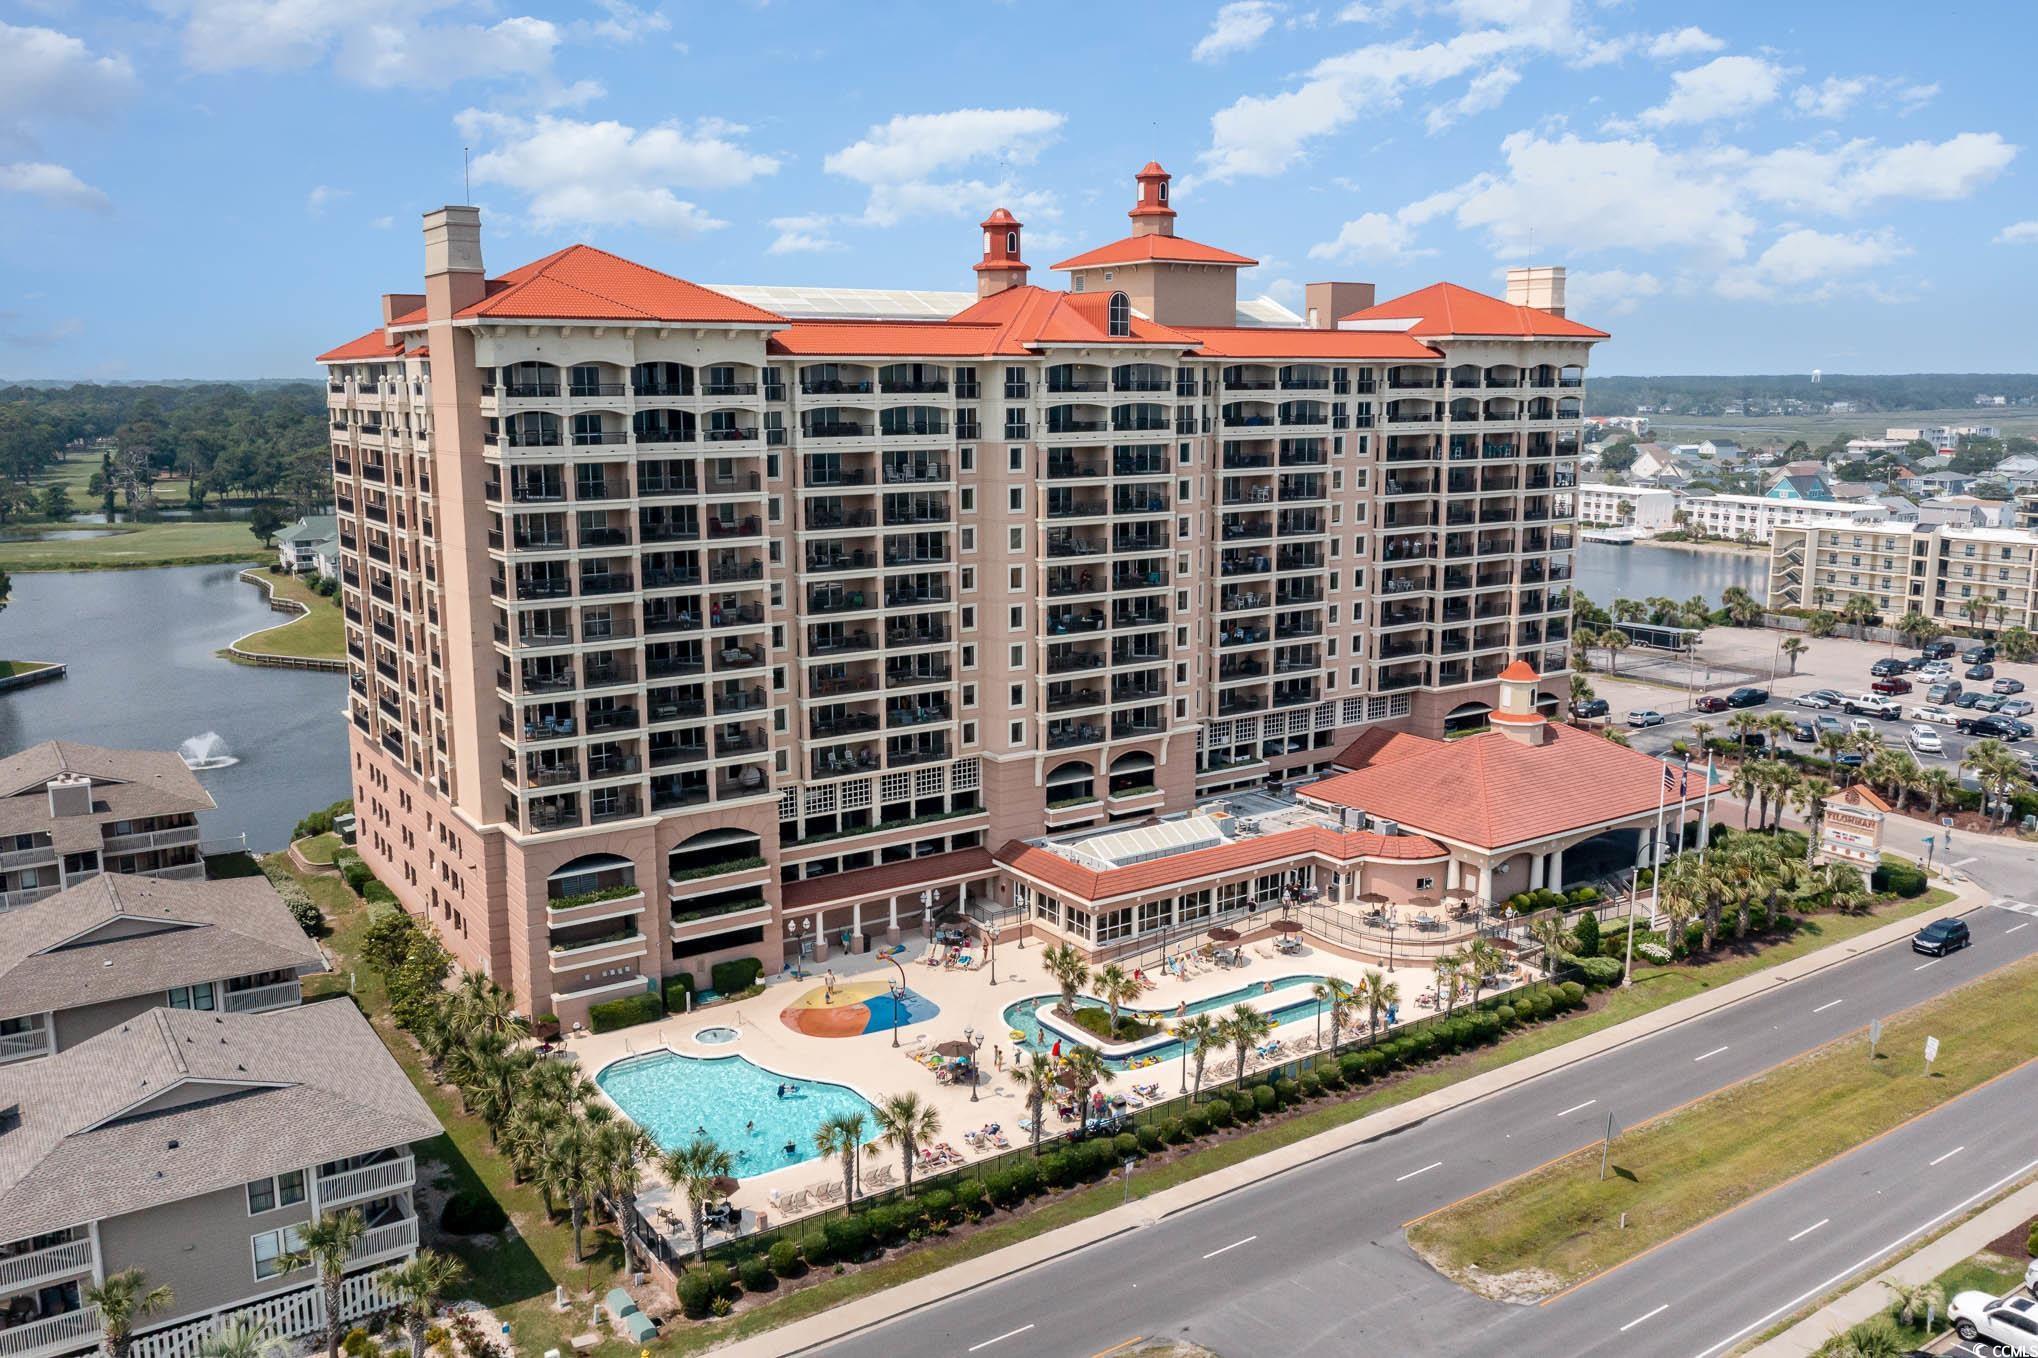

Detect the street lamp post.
xmin=987 ymin=923 xmax=1001 ymax=985
xmin=885 ymin=955 xmax=909 ymax=1048
xmin=965 ymin=1026 xmax=983 ymax=1102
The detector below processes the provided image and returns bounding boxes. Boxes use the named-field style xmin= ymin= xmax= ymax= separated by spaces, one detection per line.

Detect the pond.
xmin=1574 ymin=541 xmax=1768 ymax=609
xmin=0 ymin=564 xmax=349 ymax=851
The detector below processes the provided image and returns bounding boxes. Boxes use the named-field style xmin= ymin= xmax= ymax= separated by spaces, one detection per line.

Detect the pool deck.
xmin=562 ymin=935 xmax=1461 ymax=1240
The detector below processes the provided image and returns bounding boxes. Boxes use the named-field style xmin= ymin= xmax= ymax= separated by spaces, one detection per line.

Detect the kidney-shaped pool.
xmin=596 ymin=1051 xmax=880 ymax=1176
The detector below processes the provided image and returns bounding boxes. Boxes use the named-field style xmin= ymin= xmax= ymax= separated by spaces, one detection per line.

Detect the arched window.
xmin=1158 ymin=180 xmax=1169 ymax=204
xmin=1107 ymin=291 xmax=1131 ymax=338
xmin=1005 ymin=229 xmax=1019 ymax=254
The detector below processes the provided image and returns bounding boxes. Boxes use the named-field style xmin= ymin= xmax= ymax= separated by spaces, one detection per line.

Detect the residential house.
xmin=1916 ymin=471 xmax=1974 ymax=496
xmin=1766 ymin=471 xmax=1836 ymax=502
xmin=1873 ymin=496 xmax=1923 ymax=524
xmin=1625 ymin=443 xmax=1682 ymax=482
xmin=1829 ymin=481 xmax=1880 ymax=502
xmin=1989 ymin=455 xmax=2038 ymax=491
xmin=274 ymin=516 xmax=338 ymax=576
xmin=0 ymin=743 xmax=215 ymax=913
xmin=0 ymin=874 xmax=327 ymax=1065
xmin=0 ymin=1003 xmax=438 ymax=1358
xmin=1697 ymin=438 xmax=1745 ymax=463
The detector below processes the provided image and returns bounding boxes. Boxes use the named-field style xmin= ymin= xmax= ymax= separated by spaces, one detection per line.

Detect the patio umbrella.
xmin=1207 ymin=926 xmax=1240 ymax=943
xmin=709 ymin=1175 xmax=739 ymax=1198
xmin=1408 ymin=895 xmax=1440 ymax=912
xmin=934 ymin=1039 xmax=977 ymax=1058
xmin=1270 ymin=920 xmax=1304 ymax=934
xmin=1355 ymin=892 xmax=1391 ymax=908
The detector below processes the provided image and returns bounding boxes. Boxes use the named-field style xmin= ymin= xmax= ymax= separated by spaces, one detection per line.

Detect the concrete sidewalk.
xmin=710 ymin=880 xmax=1991 ymax=1357
xmin=1743 ymin=1178 xmax=2038 ymax=1358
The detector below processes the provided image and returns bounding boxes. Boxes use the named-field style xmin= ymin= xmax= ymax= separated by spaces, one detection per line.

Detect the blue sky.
xmin=2 ymin=0 xmax=2033 ymax=379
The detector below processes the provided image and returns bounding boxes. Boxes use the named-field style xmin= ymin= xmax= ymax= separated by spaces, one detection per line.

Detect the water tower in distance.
xmin=1811 ymin=368 xmax=1821 ymax=384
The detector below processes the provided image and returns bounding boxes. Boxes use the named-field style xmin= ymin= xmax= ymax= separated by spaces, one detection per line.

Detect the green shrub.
xmin=710 ymin=957 xmax=764 ymax=995
xmin=1205 ymin=1097 xmax=1235 ymax=1128
xmin=1871 ymin=862 xmax=1928 ymax=898
xmin=861 ymin=1202 xmax=907 ymax=1246
xmin=951 ymin=1178 xmax=990 ymax=1217
xmin=1494 ymin=1004 xmax=1517 ymax=1027
xmin=1297 ymin=1071 xmax=1322 ymax=1099
xmin=2027 ymin=1218 xmax=2038 ymax=1258
xmin=1136 ymin=1123 xmax=1164 ymax=1153
xmin=1576 ymin=955 xmax=1624 ymax=988
xmin=1038 ymin=1152 xmax=1073 ymax=1187
xmin=587 ymin=993 xmax=662 ymax=1033
xmin=820 ymin=1215 xmax=870 ymax=1263
xmin=1158 ymin=1117 xmax=1188 ymax=1145
xmin=662 ymin=973 xmax=696 ymax=1013
xmin=1567 ymin=885 xmax=1602 ymax=906
xmin=439 ymin=1188 xmax=507 ymax=1235
xmin=1183 ymin=1104 xmax=1212 ymax=1136
xmin=1338 ymin=1051 xmax=1367 ymax=1082
xmin=1251 ymin=1084 xmax=1277 ymax=1115
xmin=918 ymin=1188 xmax=956 ymax=1226
xmin=1078 ymin=1139 xmax=1120 ymax=1177
xmin=341 ymin=1330 xmax=374 ymax=1358
xmin=767 ymin=1239 xmax=803 ymax=1277
xmin=1572 ymin=910 xmax=1601 ymax=957
xmin=737 ymin=1255 xmax=774 ymax=1294
xmin=677 ymin=1272 xmax=715 ymax=1318
xmin=1560 ymin=980 xmax=1586 ymax=1007
xmin=1113 ymin=1132 xmax=1141 ymax=1162
xmin=1314 ymin=1061 xmax=1344 ymax=1090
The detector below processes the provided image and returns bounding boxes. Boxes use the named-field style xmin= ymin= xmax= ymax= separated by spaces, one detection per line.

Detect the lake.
xmin=0 ymin=565 xmax=349 ymax=851
xmin=1574 ymin=541 xmax=1767 ymax=610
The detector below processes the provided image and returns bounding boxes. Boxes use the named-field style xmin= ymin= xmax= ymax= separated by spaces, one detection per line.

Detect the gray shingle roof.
xmin=0 ymin=1003 xmax=440 ymax=1237
xmin=0 ymin=875 xmax=328 ymax=1022
xmin=0 ymin=741 xmax=215 ymax=852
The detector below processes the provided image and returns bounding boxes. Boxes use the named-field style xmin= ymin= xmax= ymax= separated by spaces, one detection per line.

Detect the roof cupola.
xmin=1129 ymin=161 xmax=1176 ymax=237
xmin=974 ymin=207 xmax=1028 ymax=299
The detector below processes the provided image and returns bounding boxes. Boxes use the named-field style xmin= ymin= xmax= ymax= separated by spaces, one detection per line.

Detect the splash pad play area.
xmin=778 ymin=978 xmax=941 ymax=1037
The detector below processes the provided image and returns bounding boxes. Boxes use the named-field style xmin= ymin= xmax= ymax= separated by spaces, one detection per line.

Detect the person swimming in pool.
xmin=745 ymin=1120 xmax=755 ymax=1134
xmin=784 ymin=1140 xmax=797 ymax=1156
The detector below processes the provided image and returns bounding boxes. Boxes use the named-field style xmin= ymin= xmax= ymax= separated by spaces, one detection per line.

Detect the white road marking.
xmin=968 ymin=1325 xmax=1035 ymax=1352
xmin=1202 ymin=1235 xmax=1257 ymax=1260
xmin=1915 ymin=959 xmax=1941 ymax=971
xmin=1620 ymin=1304 xmax=1670 ymax=1332
xmin=1557 ymin=1099 xmax=1598 ymax=1117
xmin=2007 ymin=922 xmax=2032 ymax=935
xmin=1691 ymin=1157 xmax=2038 ymax=1358
xmin=1694 ymin=1045 xmax=1730 ymax=1062
xmin=1930 ymin=1146 xmax=1966 ymax=1167
xmin=1954 ymin=856 xmax=1978 ymax=867
xmin=1396 ymin=1161 xmax=1445 ymax=1182
xmin=1813 ymin=1000 xmax=1844 ymax=1014
xmin=1787 ymin=1218 xmax=1829 ymax=1243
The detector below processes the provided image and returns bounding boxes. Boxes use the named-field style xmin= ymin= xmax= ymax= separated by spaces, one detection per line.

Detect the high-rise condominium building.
xmin=316 ymin=165 xmax=1604 ymax=1025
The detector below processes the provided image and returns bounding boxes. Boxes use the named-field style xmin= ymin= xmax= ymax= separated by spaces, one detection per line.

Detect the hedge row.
xmin=588 ymin=992 xmax=662 ymax=1033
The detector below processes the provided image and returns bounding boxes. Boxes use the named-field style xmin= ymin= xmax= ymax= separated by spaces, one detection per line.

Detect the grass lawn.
xmin=1407 ymin=952 xmax=2038 ymax=1300
xmin=0 ymin=660 xmax=56 ymax=678
xmin=0 ymin=520 xmax=262 ymax=571
xmin=294 ymin=832 xmax=344 ymax=865
xmin=28 ymin=455 xmax=192 ymax=506
xmin=232 ymin=569 xmax=346 ymax=661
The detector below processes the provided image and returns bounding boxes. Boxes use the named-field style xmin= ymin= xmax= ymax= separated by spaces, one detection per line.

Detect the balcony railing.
xmin=220 ymin=979 xmax=303 ymax=1014
xmin=317 ymin=1154 xmax=417 ymax=1209
xmin=0 ymin=1238 xmax=91 ymax=1293
xmin=0 ymin=1305 xmax=101 ymax=1358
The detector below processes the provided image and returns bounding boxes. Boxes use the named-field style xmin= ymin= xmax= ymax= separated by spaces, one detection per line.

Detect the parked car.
xmin=1870 ymin=657 xmax=1908 ymax=678
xmin=1627 ymin=709 xmax=1665 ymax=728
xmin=2014 ymin=718 xmax=2036 ymax=740
xmin=1571 ymin=697 xmax=1610 ymax=719
xmin=1927 ymin=681 xmax=1964 ymax=704
xmin=1923 ymin=640 xmax=1957 ymax=660
xmin=1958 ymin=714 xmax=2025 ymax=740
xmin=1974 ymin=694 xmax=2007 ymax=712
xmin=1843 ymin=693 xmax=1902 ymax=719
xmin=1903 ymin=655 xmax=1932 ymax=672
xmin=1726 ymin=687 xmax=1769 ymax=707
xmin=1955 ymin=691 xmax=1988 ymax=709
xmin=1850 ymin=717 xmax=1877 ymax=737
xmin=1963 ymin=644 xmax=1997 ymax=664
xmin=1907 ymin=725 xmax=1945 ymax=754
xmin=1871 ymin=676 xmax=1913 ymax=695
xmin=1920 ymin=662 xmax=1955 ymax=681
xmin=1792 ymin=720 xmax=1816 ymax=743
xmin=2003 ymin=698 xmax=2035 ymax=718
xmin=1910 ymin=704 xmax=1959 ymax=725
xmin=1994 ymin=678 xmax=2026 ymax=695
xmin=1795 ymin=689 xmax=1845 ymax=710
xmin=1967 ymin=662 xmax=1996 ymax=680
xmin=1949 ymin=1290 xmax=2038 ymax=1351
xmin=1693 ymin=694 xmax=1730 ymax=713
xmin=1913 ymin=917 xmax=1972 ymax=957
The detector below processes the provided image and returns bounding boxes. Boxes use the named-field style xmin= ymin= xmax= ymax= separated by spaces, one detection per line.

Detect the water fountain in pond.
xmin=179 ymin=731 xmax=239 ymax=770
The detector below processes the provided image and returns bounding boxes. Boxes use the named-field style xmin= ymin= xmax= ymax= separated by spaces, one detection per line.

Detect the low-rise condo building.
xmin=316 ymin=164 xmax=1606 ymax=1024
xmin=0 ymin=742 xmax=215 ymax=914
xmin=1676 ymin=493 xmax=1887 ymax=544
xmin=1769 ymin=522 xmax=2038 ymax=629
xmin=1572 ymin=484 xmax=1679 ymax=535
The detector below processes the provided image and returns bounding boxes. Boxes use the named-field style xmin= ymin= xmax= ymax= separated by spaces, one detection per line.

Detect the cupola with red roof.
xmin=973 ymin=207 xmax=1028 ymax=299
xmin=1128 ymin=161 xmax=1176 ymax=237
xmin=1489 ymin=659 xmax=1551 ymax=746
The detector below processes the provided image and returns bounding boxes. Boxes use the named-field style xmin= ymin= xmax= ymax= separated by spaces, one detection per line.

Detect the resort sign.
xmin=1818 ymin=786 xmax=1891 ymax=870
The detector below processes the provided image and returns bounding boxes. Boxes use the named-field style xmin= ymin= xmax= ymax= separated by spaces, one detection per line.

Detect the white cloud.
xmin=766 ymin=215 xmax=841 ymax=255
xmin=1193 ymin=1 xmax=1282 ymax=62
xmin=1 ymin=22 xmax=134 ymax=135
xmin=370 ymin=215 xmax=395 ymax=230
xmin=584 ymin=0 xmax=669 ymax=43
xmin=1791 ymin=75 xmax=1871 ymax=120
xmin=1309 ymin=183 xmax=1462 ymax=262
xmin=169 ymin=1 xmax=564 ymax=90
xmin=306 ymin=184 xmax=349 ymax=216
xmin=1645 ymin=26 xmax=1722 ymax=60
xmin=1715 ymin=227 xmax=1909 ymax=301
xmin=825 ymin=109 xmax=1066 ymax=226
xmin=1561 ymin=268 xmax=1660 ymax=316
xmin=1994 ymin=220 xmax=2038 ymax=246
xmin=0 ymin=312 xmax=85 ymax=349
xmin=460 ymin=111 xmax=778 ymax=233
xmin=1425 ymin=64 xmax=1520 ymax=132
xmin=1735 ymin=131 xmax=2018 ymax=214
xmin=1635 ymin=55 xmax=1789 ymax=127
xmin=0 ymin=161 xmax=111 ymax=212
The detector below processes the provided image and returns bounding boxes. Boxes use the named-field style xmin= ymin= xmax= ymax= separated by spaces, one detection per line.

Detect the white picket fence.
xmin=130 ymin=1273 xmax=398 ymax=1358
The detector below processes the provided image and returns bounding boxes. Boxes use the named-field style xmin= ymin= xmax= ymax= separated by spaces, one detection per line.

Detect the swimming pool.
xmin=1002 ymin=974 xmax=1338 ymax=1070
xmin=596 ymin=1051 xmax=880 ymax=1175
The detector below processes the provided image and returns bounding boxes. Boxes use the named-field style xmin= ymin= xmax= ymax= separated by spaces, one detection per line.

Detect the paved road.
xmin=817 ymin=900 xmax=2038 ymax=1358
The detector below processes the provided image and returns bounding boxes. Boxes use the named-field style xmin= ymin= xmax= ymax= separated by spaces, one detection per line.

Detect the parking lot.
xmin=1583 ymin=628 xmax=2038 ymax=785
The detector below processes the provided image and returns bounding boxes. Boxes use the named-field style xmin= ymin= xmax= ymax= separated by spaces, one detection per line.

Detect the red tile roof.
xmin=315 ymin=328 xmax=406 ymax=363
xmin=1497 ymin=659 xmax=1539 ymax=682
xmin=997 ymin=823 xmax=1445 ymax=905
xmin=1343 ymin=282 xmax=1608 ymax=340
xmin=779 ymin=848 xmax=995 ymax=911
xmin=1329 ymin=727 xmax=1444 ymax=772
xmin=1187 ymin=326 xmax=1441 ymax=361
xmin=767 ymin=321 xmax=1007 ymax=357
xmin=948 ymin=285 xmax=1203 ymax=353
xmin=1304 ymin=724 xmax=1722 ymax=850
xmin=457 ymin=245 xmax=786 ymax=324
xmin=1050 ymin=234 xmax=1258 ymax=271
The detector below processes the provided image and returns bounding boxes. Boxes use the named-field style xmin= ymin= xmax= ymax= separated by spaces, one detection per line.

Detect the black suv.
xmin=1912 ymin=918 xmax=1970 ymax=956
xmin=1870 ymin=658 xmax=1908 ymax=678
xmin=1572 ymin=697 xmax=1610 ymax=719
xmin=1923 ymin=640 xmax=1957 ymax=660
xmin=1726 ymin=687 xmax=1769 ymax=708
xmin=1959 ymin=714 xmax=2026 ymax=740
xmin=1963 ymin=644 xmax=1997 ymax=664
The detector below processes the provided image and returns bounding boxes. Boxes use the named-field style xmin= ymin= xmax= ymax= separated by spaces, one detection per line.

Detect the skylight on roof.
xmin=1057 ymin=815 xmax=1228 ymax=870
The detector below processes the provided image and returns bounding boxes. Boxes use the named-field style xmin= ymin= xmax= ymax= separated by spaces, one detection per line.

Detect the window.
xmin=251 ymin=1223 xmax=305 ymax=1279
xmin=168 ymin=982 xmax=216 ymax=1011
xmin=1005 ymin=229 xmax=1019 ymax=254
xmin=1107 ymin=292 xmax=1131 ymax=338
xmin=247 ymin=1170 xmax=307 ymax=1215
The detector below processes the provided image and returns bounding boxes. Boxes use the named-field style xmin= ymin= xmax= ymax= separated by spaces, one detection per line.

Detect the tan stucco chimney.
xmin=46 ymin=772 xmax=93 ymax=818
xmin=1305 ymin=281 xmax=1375 ymax=329
xmin=1506 ymin=265 xmax=1566 ymax=317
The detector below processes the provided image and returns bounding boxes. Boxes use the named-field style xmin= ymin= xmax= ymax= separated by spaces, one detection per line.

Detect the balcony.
xmin=317 ymin=1154 xmax=417 ymax=1210
xmin=0 ymin=1238 xmax=92 ymax=1294
xmin=0 ymin=1305 xmax=101 ymax=1358
xmin=220 ymin=978 xmax=303 ymax=1014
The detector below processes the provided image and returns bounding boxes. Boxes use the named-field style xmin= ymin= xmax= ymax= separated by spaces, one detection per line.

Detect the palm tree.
xmin=1433 ymin=953 xmax=1465 ymax=1015
xmin=1916 ymin=767 xmax=1960 ymax=818
xmin=873 ymin=1091 xmax=942 ymax=1194
xmin=1218 ymin=1003 xmax=1274 ymax=1091
xmin=285 ymin=1210 xmax=365 ymax=1358
xmin=1841 ymin=595 xmax=1878 ymax=639
xmin=1178 ymin=1012 xmax=1221 ymax=1101
xmin=1569 ymin=673 xmax=1596 ymax=712
xmin=1528 ymin=912 xmax=1569 ymax=977
xmin=1727 ymin=710 xmax=1759 ymax=749
xmin=1356 ymin=969 xmax=1399 ymax=1040
xmin=1896 ymin=610 xmax=1936 ymax=649
xmin=1883 ymin=1279 xmax=1946 ymax=1329
xmin=502 ymin=1103 xmax=562 ymax=1196
xmin=1792 ymin=776 xmax=1834 ymax=860
xmin=88 ymin=1270 xmax=173 ymax=1358
xmin=1819 ymin=862 xmax=1872 ymax=914
xmin=453 ymin=972 xmax=528 ymax=1041
xmin=1020 ymin=1054 xmax=1054 ymax=1148
xmin=1041 ymin=942 xmax=1090 ymax=1019
xmin=380 ymin=1250 xmax=466 ymax=1358
xmin=1095 ymin=963 xmax=1140 ymax=1038
xmin=591 ymin=1120 xmax=653 ymax=1273
xmin=539 ymin=1122 xmax=597 ymax=1261
xmin=1780 ymin=637 xmax=1807 ymax=674
xmin=1963 ymin=738 xmax=2030 ymax=825
xmin=195 ymin=1319 xmax=276 ymax=1358
xmin=1060 ymin=1044 xmax=1113 ymax=1131
xmin=1602 ymin=629 xmax=1629 ymax=673
xmin=1999 ymin=624 xmax=2038 ymax=663
xmin=1462 ymin=938 xmax=1506 ymax=1008
xmin=814 ymin=1111 xmax=867 ymax=1205
xmin=1312 ymin=976 xmax=1355 ymax=1052
xmin=659 ymin=1137 xmax=735 ymax=1264
xmin=1691 ymin=720 xmax=1714 ymax=749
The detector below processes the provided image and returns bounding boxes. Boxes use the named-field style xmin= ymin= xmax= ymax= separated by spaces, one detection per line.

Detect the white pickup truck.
xmin=1841 ymin=693 xmax=1901 ymax=720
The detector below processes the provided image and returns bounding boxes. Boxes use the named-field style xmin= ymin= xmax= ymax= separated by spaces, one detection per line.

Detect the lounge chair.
xmin=778 ymin=1188 xmax=811 ymax=1214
